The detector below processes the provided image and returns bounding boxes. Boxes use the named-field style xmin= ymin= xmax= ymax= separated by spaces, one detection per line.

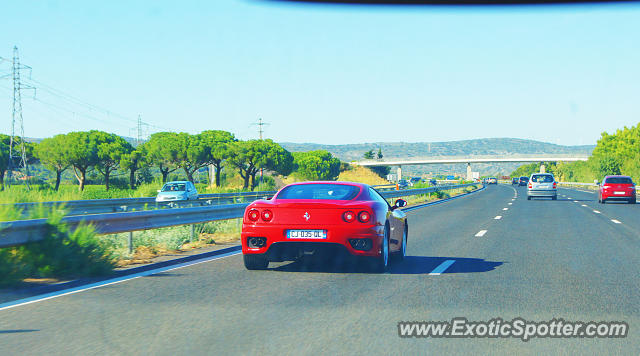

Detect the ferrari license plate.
xmin=287 ymin=230 xmax=327 ymax=239
xmin=614 ymin=191 xmax=625 ymax=195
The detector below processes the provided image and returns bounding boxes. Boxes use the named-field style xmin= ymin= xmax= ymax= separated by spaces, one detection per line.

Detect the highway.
xmin=1 ymin=184 xmax=638 ymax=355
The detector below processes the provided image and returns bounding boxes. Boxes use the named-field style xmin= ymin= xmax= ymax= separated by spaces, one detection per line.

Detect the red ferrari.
xmin=241 ymin=181 xmax=408 ymax=272
xmin=598 ymin=175 xmax=636 ymax=204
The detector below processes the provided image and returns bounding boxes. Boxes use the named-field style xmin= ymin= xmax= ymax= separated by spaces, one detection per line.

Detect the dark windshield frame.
xmin=161 ymin=183 xmax=187 ymax=192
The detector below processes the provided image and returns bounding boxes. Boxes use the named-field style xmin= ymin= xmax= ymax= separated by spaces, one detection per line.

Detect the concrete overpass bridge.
xmin=355 ymin=155 xmax=590 ymax=180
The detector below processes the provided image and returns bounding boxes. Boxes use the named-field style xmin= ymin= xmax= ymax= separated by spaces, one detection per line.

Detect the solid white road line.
xmin=611 ymin=219 xmax=622 ymax=224
xmin=494 ymin=216 xmax=502 ymax=220
xmin=593 ymin=210 xmax=601 ymax=214
xmin=429 ymin=259 xmax=456 ymax=275
xmin=0 ymin=250 xmax=242 ymax=312
xmin=475 ymin=230 xmax=487 ymax=237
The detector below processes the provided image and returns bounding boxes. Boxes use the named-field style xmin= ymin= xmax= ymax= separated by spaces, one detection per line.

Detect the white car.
xmin=156 ymin=181 xmax=199 ymax=202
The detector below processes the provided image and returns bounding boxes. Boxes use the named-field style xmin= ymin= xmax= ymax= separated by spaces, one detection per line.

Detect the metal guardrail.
xmin=378 ymin=183 xmax=478 ymax=199
xmin=557 ymin=181 xmax=640 ymax=196
xmin=0 ymin=183 xmax=481 ymax=248
xmin=4 ymin=191 xmax=277 ymax=217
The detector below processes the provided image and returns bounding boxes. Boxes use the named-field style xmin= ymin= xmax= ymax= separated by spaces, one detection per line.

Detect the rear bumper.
xmin=241 ymin=223 xmax=384 ymax=261
xmin=602 ymin=192 xmax=635 ymax=201
xmin=527 ymin=189 xmax=557 ymax=197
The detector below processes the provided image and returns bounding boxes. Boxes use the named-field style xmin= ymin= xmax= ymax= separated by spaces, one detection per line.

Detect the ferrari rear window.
xmin=604 ymin=177 xmax=633 ymax=184
xmin=277 ymin=184 xmax=361 ymax=200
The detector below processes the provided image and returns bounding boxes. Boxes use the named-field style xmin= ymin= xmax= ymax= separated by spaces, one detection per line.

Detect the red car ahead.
xmin=241 ymin=181 xmax=408 ymax=272
xmin=598 ymin=175 xmax=636 ymax=204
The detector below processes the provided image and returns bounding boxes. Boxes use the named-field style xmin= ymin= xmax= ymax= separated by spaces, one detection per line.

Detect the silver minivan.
xmin=155 ymin=181 xmax=199 ymax=202
xmin=527 ymin=173 xmax=557 ymax=200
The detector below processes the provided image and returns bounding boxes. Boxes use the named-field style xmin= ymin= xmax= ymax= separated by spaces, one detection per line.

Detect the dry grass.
xmin=112 ymin=222 xmax=242 ymax=268
xmin=337 ymin=165 xmax=389 ymax=185
xmin=389 ymin=185 xmax=480 ymax=207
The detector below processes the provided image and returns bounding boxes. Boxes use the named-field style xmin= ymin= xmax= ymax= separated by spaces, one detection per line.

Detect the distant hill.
xmin=280 ymin=138 xmax=595 ymax=176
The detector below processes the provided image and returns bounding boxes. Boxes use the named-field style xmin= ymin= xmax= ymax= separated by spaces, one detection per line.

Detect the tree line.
xmin=511 ymin=122 xmax=640 ymax=182
xmin=1 ymin=131 xmax=344 ymax=191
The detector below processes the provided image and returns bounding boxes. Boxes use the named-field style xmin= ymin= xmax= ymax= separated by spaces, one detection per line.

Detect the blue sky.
xmin=1 ymin=0 xmax=639 ymax=146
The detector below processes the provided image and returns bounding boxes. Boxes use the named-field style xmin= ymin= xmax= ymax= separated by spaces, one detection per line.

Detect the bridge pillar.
xmin=466 ymin=163 xmax=472 ymax=181
xmin=540 ymin=163 xmax=546 ymax=173
xmin=397 ymin=166 xmax=402 ymax=181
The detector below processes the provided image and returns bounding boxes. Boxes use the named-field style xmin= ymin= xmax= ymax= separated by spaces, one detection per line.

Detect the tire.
xmin=629 ymin=197 xmax=636 ymax=204
xmin=598 ymin=194 xmax=602 ymax=204
xmin=371 ymin=223 xmax=390 ymax=273
xmin=527 ymin=196 xmax=531 ymax=200
xmin=243 ymin=254 xmax=269 ymax=270
xmin=601 ymin=198 xmax=606 ymax=204
xmin=392 ymin=222 xmax=408 ymax=262
xmin=552 ymin=195 xmax=557 ymax=200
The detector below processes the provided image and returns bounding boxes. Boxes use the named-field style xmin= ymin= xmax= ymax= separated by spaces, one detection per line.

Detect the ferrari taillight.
xmin=343 ymin=211 xmax=356 ymax=223
xmin=247 ymin=209 xmax=260 ymax=222
xmin=358 ymin=211 xmax=371 ymax=223
xmin=261 ymin=209 xmax=273 ymax=222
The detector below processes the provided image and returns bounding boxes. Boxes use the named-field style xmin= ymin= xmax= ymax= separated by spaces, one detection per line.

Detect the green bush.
xmin=0 ymin=209 xmax=114 ymax=287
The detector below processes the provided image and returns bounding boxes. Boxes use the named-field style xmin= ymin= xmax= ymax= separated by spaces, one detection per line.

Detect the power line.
xmin=7 ymin=46 xmax=35 ymax=188
xmin=25 ymin=77 xmax=171 ymax=131
xmin=250 ymin=117 xmax=270 ymax=140
xmin=2 ymin=48 xmax=172 ymax=143
xmin=30 ymin=95 xmax=132 ymax=129
xmin=129 ymin=114 xmax=150 ymax=146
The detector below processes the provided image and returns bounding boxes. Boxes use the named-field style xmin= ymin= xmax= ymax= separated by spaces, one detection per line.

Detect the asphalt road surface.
xmin=1 ymin=184 xmax=638 ymax=355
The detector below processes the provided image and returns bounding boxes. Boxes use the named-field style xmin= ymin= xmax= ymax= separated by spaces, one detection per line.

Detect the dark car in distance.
xmin=519 ymin=176 xmax=529 ymax=186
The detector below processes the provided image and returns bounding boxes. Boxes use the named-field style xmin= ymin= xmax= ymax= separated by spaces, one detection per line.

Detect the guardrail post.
xmin=191 ymin=224 xmax=196 ymax=242
xmin=128 ymin=231 xmax=134 ymax=254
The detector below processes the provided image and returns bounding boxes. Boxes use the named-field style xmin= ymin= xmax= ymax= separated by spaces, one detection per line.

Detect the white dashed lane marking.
xmin=475 ymin=230 xmax=487 ymax=237
xmin=494 ymin=216 xmax=502 ymax=220
xmin=593 ymin=210 xmax=601 ymax=214
xmin=611 ymin=219 xmax=622 ymax=224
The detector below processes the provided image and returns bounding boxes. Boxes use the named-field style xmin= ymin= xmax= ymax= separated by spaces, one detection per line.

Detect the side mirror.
xmin=393 ymin=199 xmax=407 ymax=209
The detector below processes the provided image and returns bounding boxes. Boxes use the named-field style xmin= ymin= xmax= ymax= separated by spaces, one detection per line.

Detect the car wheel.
xmin=598 ymin=194 xmax=602 ymax=204
xmin=243 ymin=254 xmax=269 ymax=270
xmin=601 ymin=198 xmax=606 ymax=204
xmin=527 ymin=196 xmax=531 ymax=200
xmin=552 ymin=195 xmax=557 ymax=200
xmin=629 ymin=197 xmax=636 ymax=204
xmin=392 ymin=222 xmax=408 ymax=261
xmin=371 ymin=223 xmax=390 ymax=273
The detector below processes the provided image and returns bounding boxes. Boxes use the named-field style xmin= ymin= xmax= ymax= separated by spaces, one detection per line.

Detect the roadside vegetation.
xmin=511 ymin=122 xmax=640 ymax=183
xmin=0 ymin=207 xmax=114 ymax=288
